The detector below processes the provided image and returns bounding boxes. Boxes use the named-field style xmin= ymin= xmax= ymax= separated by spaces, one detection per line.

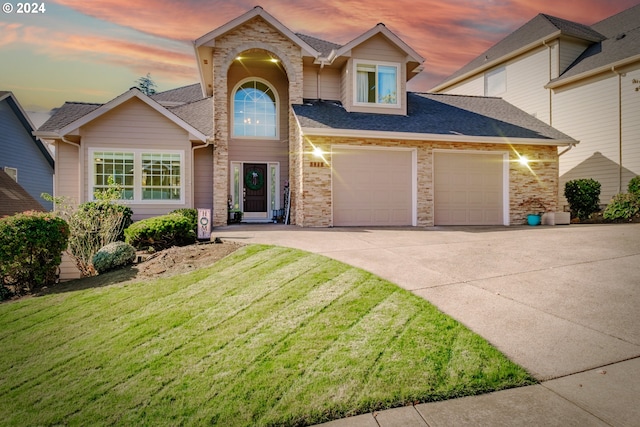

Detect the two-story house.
xmin=1 ymin=91 xmax=54 ymax=211
xmin=432 ymin=4 xmax=640 ymax=205
xmin=37 ymin=6 xmax=577 ymax=228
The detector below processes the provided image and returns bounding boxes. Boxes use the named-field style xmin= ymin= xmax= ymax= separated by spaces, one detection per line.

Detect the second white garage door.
xmin=332 ymin=147 xmax=413 ymax=226
xmin=434 ymin=152 xmax=505 ymax=225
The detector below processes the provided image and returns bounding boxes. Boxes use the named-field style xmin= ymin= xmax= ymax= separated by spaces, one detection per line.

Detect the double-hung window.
xmin=91 ymin=149 xmax=183 ymax=202
xmin=354 ymin=60 xmax=400 ymax=107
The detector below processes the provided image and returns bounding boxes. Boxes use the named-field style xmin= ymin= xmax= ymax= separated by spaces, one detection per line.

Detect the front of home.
xmin=37 ymin=6 xmax=577 ymax=229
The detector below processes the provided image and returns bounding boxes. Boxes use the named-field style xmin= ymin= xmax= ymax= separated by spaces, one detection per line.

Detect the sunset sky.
xmin=1 ymin=0 xmax=638 ymax=123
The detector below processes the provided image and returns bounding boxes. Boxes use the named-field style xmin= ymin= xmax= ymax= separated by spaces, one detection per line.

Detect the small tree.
xmin=136 ymin=73 xmax=157 ymax=96
xmin=564 ymin=178 xmax=601 ymax=221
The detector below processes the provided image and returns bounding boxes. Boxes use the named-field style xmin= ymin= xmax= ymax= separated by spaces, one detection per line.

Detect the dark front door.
xmin=243 ymin=163 xmax=267 ymax=212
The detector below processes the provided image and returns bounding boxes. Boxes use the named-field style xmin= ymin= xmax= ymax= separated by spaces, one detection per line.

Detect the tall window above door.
xmin=354 ymin=60 xmax=400 ymax=107
xmin=233 ymin=79 xmax=278 ymax=138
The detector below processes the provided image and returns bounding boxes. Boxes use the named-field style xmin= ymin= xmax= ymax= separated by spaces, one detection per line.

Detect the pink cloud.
xmin=28 ymin=0 xmax=640 ymax=92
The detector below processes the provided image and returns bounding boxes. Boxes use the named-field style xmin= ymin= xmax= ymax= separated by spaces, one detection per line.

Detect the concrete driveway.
xmin=214 ymin=223 xmax=640 ymax=425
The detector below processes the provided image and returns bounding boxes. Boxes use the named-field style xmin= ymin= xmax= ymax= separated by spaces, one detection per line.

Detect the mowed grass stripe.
xmin=0 ymin=245 xmax=534 ymax=427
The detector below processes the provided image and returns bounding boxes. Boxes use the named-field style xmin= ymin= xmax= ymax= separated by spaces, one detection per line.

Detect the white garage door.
xmin=434 ymin=152 xmax=505 ymax=225
xmin=332 ymin=147 xmax=413 ymax=226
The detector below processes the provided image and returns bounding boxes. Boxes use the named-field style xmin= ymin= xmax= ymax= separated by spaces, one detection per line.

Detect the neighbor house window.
xmin=354 ymin=60 xmax=400 ymax=106
xmin=91 ymin=150 xmax=183 ymax=202
xmin=485 ymin=66 xmax=506 ymax=96
xmin=4 ymin=166 xmax=18 ymax=182
xmin=233 ymin=79 xmax=278 ymax=138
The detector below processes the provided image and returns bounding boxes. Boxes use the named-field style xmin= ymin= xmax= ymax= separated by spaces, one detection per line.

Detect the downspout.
xmin=192 ymin=138 xmax=212 ymax=210
xmin=542 ymin=40 xmax=553 ymax=126
xmin=612 ymin=66 xmax=623 ymax=193
xmin=60 ymin=136 xmax=82 ymax=207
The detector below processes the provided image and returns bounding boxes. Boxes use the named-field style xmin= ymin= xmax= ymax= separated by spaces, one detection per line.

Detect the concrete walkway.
xmin=214 ymin=223 xmax=640 ymax=426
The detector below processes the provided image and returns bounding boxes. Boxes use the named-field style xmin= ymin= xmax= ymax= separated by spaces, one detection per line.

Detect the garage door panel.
xmin=435 ymin=152 xmax=504 ymax=226
xmin=333 ymin=148 xmax=413 ymax=226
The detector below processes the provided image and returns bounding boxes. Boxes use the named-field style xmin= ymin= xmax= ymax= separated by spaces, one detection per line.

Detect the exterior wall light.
xmin=518 ymin=155 xmax=529 ymax=166
xmin=312 ymin=146 xmax=324 ymax=157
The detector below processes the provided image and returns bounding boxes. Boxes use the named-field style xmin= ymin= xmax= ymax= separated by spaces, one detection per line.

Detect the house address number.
xmin=310 ymin=161 xmax=325 ymax=168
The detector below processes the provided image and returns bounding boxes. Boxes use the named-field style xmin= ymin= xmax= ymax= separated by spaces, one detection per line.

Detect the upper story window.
xmin=485 ymin=66 xmax=506 ymax=96
xmin=354 ymin=60 xmax=400 ymax=107
xmin=233 ymin=79 xmax=278 ymax=138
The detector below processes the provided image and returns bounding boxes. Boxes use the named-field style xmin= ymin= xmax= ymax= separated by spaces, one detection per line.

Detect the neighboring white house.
xmin=432 ymin=4 xmax=640 ymax=205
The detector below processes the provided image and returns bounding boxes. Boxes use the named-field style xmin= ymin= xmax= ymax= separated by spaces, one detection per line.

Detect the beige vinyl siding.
xmin=193 ymin=145 xmax=213 ymax=212
xmin=439 ymin=76 xmax=484 ymax=96
xmin=621 ymin=66 xmax=640 ymax=187
xmin=553 ymin=74 xmax=620 ymax=202
xmin=342 ymin=34 xmax=407 ymax=115
xmin=303 ymin=67 xmax=341 ymax=100
xmin=502 ymin=47 xmax=551 ymax=124
xmin=558 ymin=38 xmax=592 ymax=75
xmin=228 ymin=139 xmax=289 ymax=187
xmin=81 ymin=98 xmax=193 ymax=220
xmin=55 ymin=140 xmax=80 ymax=206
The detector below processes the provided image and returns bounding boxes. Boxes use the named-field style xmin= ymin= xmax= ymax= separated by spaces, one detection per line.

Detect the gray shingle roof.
xmin=296 ymin=33 xmax=342 ymax=57
xmin=38 ymin=84 xmax=211 ymax=137
xmin=168 ymin=97 xmax=213 ymax=136
xmin=591 ymin=4 xmax=640 ymax=38
xmin=151 ymin=83 xmax=205 ymax=104
xmin=436 ymin=13 xmax=604 ymax=88
xmin=550 ymin=5 xmax=640 ymax=85
xmin=293 ymin=92 xmax=576 ymax=142
xmin=0 ymin=169 xmax=45 ymax=217
xmin=38 ymin=102 xmax=101 ymax=132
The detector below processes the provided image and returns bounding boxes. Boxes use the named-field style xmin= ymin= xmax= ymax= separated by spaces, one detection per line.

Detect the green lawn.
xmin=0 ymin=245 xmax=534 ymax=426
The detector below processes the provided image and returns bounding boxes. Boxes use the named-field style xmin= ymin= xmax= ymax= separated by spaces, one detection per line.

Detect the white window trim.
xmin=231 ymin=77 xmax=280 ymax=140
xmin=89 ymin=148 xmax=185 ymax=204
xmin=352 ymin=59 xmax=401 ymax=109
xmin=4 ymin=166 xmax=18 ymax=182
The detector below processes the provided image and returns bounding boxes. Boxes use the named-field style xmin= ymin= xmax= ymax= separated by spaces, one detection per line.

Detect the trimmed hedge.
xmin=125 ymin=213 xmax=196 ymax=251
xmin=170 ymin=208 xmax=197 ymax=232
xmin=0 ymin=212 xmax=69 ymax=297
xmin=92 ymin=241 xmax=137 ymax=274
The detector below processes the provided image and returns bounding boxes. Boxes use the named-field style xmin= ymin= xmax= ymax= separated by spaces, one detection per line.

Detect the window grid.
xmin=93 ymin=152 xmax=134 ymax=199
xmin=233 ymin=80 xmax=277 ymax=138
xmin=142 ymin=153 xmax=181 ymax=200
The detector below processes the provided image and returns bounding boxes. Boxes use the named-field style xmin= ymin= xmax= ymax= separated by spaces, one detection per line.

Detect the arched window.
xmin=233 ymin=79 xmax=277 ymax=138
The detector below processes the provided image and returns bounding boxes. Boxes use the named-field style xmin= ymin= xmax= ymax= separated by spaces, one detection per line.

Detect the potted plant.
xmin=519 ymin=197 xmax=547 ymax=226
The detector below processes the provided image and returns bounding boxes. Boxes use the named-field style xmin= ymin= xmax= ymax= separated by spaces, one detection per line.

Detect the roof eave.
xmin=54 ymin=89 xmax=208 ymax=142
xmin=332 ymin=24 xmax=424 ymax=64
xmin=546 ymin=53 xmax=640 ymax=89
xmin=194 ymin=6 xmax=320 ymax=58
xmin=299 ymin=127 xmax=577 ymax=146
xmin=431 ymin=31 xmax=562 ymax=92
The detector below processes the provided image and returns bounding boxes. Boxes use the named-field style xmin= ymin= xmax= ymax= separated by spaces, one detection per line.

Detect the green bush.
xmin=92 ymin=241 xmax=137 ymax=274
xmin=564 ymin=178 xmax=601 ymax=221
xmin=0 ymin=212 xmax=69 ymax=296
xmin=603 ymin=193 xmax=640 ymax=221
xmin=77 ymin=201 xmax=133 ymax=241
xmin=125 ymin=213 xmax=196 ymax=251
xmin=628 ymin=176 xmax=640 ymax=196
xmin=170 ymin=208 xmax=197 ymax=231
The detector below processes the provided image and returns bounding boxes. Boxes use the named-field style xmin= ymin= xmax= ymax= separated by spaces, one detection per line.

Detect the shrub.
xmin=0 ymin=212 xmax=69 ymax=296
xmin=564 ymin=178 xmax=601 ymax=221
xmin=125 ymin=213 xmax=196 ymax=251
xmin=628 ymin=176 xmax=640 ymax=196
xmin=170 ymin=208 xmax=197 ymax=231
xmin=77 ymin=202 xmax=132 ymax=241
xmin=92 ymin=241 xmax=137 ymax=274
xmin=603 ymin=193 xmax=640 ymax=221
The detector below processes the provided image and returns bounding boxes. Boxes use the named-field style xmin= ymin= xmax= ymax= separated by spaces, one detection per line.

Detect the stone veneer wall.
xmin=210 ymin=16 xmax=304 ymax=226
xmin=294 ymin=135 xmax=559 ymax=227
